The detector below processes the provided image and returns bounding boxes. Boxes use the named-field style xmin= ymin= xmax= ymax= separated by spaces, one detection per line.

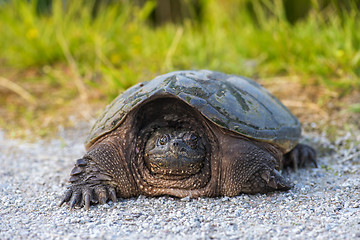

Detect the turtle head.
xmin=144 ymin=128 xmax=206 ymax=177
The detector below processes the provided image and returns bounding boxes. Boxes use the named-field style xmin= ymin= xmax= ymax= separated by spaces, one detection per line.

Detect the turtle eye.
xmin=158 ymin=134 xmax=170 ymax=145
xmin=184 ymin=133 xmax=198 ymax=148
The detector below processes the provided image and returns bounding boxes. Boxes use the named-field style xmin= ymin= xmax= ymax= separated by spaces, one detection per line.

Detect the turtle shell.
xmin=85 ymin=70 xmax=301 ymax=152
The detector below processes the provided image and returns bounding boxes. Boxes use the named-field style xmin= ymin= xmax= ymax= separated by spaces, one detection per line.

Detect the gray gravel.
xmin=0 ymin=123 xmax=359 ymax=240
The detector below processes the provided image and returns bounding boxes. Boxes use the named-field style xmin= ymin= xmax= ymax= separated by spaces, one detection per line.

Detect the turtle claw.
xmin=261 ymin=169 xmax=292 ymax=191
xmin=82 ymin=187 xmax=92 ymax=210
xmin=59 ymin=189 xmax=72 ymax=207
xmin=70 ymin=191 xmax=81 ymax=210
xmin=95 ymin=186 xmax=108 ymax=205
xmin=109 ymin=187 xmax=117 ymax=203
xmin=59 ymin=185 xmax=117 ymax=210
xmin=84 ymin=192 xmax=91 ymax=210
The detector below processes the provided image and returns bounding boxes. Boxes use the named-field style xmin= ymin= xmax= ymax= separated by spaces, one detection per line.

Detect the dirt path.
xmin=0 ymin=124 xmax=359 ymax=239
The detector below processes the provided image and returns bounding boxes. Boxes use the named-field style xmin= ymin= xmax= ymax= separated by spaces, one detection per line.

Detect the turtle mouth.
xmin=145 ymin=153 xmax=205 ymax=176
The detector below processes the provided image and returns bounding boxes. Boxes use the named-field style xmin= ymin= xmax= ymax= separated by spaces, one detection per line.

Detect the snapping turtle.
xmin=60 ymin=70 xmax=316 ymax=210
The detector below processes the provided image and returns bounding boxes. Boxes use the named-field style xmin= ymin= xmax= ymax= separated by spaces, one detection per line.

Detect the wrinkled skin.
xmin=144 ymin=128 xmax=206 ymax=177
xmin=59 ymin=98 xmax=317 ymax=210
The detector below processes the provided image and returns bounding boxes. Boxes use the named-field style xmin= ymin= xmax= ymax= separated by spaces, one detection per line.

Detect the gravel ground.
xmin=0 ymin=123 xmax=359 ymax=240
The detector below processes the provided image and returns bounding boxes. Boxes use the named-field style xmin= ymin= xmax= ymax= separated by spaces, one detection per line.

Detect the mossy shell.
xmin=85 ymin=70 xmax=301 ymax=152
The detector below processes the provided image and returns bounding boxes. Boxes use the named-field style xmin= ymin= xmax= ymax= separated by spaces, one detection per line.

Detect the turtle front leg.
xmin=219 ymin=135 xmax=292 ymax=195
xmin=59 ymin=139 xmax=139 ymax=210
xmin=283 ymin=143 xmax=317 ymax=170
xmin=59 ymin=157 xmax=117 ymax=210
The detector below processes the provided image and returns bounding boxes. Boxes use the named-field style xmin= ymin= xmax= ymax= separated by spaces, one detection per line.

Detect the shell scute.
xmin=85 ymin=70 xmax=301 ymax=152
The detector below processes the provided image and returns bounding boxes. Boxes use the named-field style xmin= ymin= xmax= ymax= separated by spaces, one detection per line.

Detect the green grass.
xmin=0 ymin=0 xmax=360 ymax=137
xmin=1 ymin=0 xmax=359 ymax=95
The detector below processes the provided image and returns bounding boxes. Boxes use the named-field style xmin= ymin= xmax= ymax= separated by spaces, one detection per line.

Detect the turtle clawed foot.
xmin=284 ymin=143 xmax=317 ymax=170
xmin=242 ymin=168 xmax=292 ymax=194
xmin=59 ymin=185 xmax=117 ymax=210
xmin=260 ymin=168 xmax=292 ymax=191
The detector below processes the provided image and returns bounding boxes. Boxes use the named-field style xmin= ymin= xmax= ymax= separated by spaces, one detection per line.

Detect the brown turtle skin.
xmin=59 ymin=71 xmax=317 ymax=210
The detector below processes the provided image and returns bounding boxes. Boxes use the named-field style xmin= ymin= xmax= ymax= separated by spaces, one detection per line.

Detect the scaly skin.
xmin=59 ymin=98 xmax=317 ymax=210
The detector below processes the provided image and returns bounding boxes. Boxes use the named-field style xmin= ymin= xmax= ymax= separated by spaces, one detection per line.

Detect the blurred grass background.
xmin=0 ymin=0 xmax=359 ymax=138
